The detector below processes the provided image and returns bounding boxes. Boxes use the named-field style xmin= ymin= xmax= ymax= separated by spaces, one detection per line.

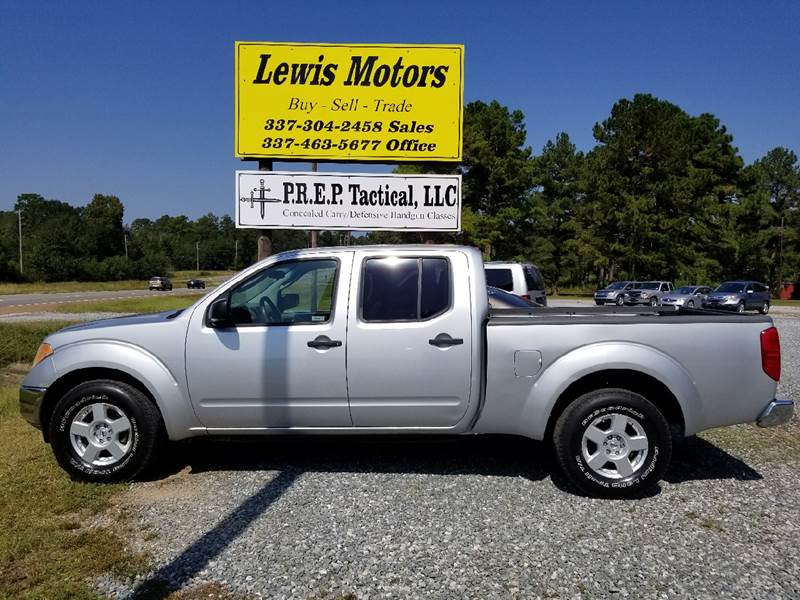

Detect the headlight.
xmin=32 ymin=342 xmax=53 ymax=367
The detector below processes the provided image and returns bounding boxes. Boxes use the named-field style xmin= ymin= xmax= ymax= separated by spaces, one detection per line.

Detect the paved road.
xmin=0 ymin=288 xmax=210 ymax=315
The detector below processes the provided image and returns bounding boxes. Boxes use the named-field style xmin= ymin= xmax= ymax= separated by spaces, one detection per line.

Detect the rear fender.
xmin=521 ymin=342 xmax=701 ymax=439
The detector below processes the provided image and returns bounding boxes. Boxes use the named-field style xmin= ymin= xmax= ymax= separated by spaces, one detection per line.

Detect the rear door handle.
xmin=429 ymin=333 xmax=464 ymax=348
xmin=307 ymin=335 xmax=342 ymax=349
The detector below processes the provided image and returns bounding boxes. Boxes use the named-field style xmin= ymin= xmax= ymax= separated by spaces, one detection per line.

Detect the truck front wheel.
xmin=48 ymin=379 xmax=164 ymax=483
xmin=553 ymin=388 xmax=672 ymax=498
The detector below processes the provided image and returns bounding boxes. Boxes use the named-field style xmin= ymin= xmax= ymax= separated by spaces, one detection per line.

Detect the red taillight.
xmin=760 ymin=327 xmax=781 ymax=381
xmin=520 ymin=294 xmax=530 ymax=300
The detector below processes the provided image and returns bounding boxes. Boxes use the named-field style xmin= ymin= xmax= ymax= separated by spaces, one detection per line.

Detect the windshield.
xmin=675 ymin=286 xmax=696 ymax=294
xmin=716 ymin=282 xmax=744 ymax=293
xmin=606 ymin=281 xmax=627 ymax=290
xmin=639 ymin=282 xmax=660 ymax=290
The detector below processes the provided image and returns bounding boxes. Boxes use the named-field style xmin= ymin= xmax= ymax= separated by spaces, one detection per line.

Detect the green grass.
xmin=59 ymin=295 xmax=200 ymax=315
xmin=0 ymin=271 xmax=234 ymax=296
xmin=773 ymin=299 xmax=800 ymax=306
xmin=0 ymin=322 xmax=72 ymax=369
xmin=0 ymin=384 xmax=142 ymax=598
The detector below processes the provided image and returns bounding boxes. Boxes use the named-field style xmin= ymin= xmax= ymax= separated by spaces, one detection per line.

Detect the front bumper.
xmin=19 ymin=385 xmax=47 ymax=429
xmin=704 ymin=299 xmax=738 ymax=310
xmin=757 ymin=399 xmax=795 ymax=428
xmin=624 ymin=297 xmax=655 ymax=305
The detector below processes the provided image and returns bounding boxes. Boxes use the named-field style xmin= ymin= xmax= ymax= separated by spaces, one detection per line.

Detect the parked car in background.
xmin=487 ymin=286 xmax=539 ymax=309
xmin=704 ymin=281 xmax=771 ymax=314
xmin=187 ymin=279 xmax=206 ymax=289
xmin=484 ymin=262 xmax=547 ymax=306
xmin=148 ymin=276 xmax=172 ymax=291
xmin=623 ymin=281 xmax=673 ymax=306
xmin=660 ymin=286 xmax=713 ymax=309
xmin=594 ymin=281 xmax=639 ymax=306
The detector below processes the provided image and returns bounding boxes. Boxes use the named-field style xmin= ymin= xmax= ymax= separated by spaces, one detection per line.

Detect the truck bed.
xmin=478 ymin=305 xmax=777 ymax=440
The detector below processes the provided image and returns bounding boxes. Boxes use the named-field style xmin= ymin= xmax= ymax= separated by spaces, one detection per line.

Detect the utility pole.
xmin=17 ymin=209 xmax=23 ymax=274
xmin=257 ymin=159 xmax=273 ymax=260
xmin=195 ymin=241 xmax=200 ymax=272
xmin=309 ymin=161 xmax=319 ymax=248
xmin=124 ymin=234 xmax=128 ymax=259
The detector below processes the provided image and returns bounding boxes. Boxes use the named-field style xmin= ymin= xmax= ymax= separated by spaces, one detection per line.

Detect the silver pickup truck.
xmin=20 ymin=245 xmax=794 ymax=498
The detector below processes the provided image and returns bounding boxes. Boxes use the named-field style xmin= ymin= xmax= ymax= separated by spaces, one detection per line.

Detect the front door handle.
xmin=307 ymin=335 xmax=342 ymax=349
xmin=429 ymin=333 xmax=464 ymax=348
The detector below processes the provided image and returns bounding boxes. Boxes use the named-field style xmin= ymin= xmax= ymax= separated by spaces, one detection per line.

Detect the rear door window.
xmin=524 ymin=266 xmax=545 ymax=291
xmin=485 ymin=268 xmax=514 ymax=292
xmin=362 ymin=257 xmax=451 ymax=322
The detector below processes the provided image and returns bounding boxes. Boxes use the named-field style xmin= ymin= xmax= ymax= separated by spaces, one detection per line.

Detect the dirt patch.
xmin=0 ymin=363 xmax=29 ymax=386
xmin=120 ymin=466 xmax=198 ymax=507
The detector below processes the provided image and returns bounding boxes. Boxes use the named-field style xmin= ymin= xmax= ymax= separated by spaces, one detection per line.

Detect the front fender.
xmin=44 ymin=339 xmax=203 ymax=440
xmin=520 ymin=342 xmax=701 ymax=439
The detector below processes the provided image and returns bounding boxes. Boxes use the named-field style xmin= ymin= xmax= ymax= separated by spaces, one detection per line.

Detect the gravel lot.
xmin=96 ymin=316 xmax=799 ymax=600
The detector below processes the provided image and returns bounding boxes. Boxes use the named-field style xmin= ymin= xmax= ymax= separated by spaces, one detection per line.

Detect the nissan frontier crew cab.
xmin=20 ymin=245 xmax=794 ymax=498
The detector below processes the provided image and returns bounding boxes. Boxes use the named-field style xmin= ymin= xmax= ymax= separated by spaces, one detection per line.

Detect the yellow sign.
xmin=235 ymin=42 xmax=463 ymax=161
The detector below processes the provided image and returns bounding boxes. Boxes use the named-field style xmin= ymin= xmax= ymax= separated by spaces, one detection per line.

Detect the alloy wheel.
xmin=69 ymin=402 xmax=133 ymax=467
xmin=581 ymin=412 xmax=649 ymax=479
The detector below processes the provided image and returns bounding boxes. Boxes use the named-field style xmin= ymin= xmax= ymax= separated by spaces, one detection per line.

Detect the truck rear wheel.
xmin=48 ymin=379 xmax=164 ymax=483
xmin=553 ymin=388 xmax=672 ymax=498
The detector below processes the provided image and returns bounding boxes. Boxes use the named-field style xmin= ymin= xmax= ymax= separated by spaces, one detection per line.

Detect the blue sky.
xmin=1 ymin=1 xmax=798 ymax=222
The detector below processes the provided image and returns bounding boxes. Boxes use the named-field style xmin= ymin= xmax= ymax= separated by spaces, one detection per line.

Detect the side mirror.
xmin=208 ymin=296 xmax=231 ymax=328
xmin=279 ymin=293 xmax=300 ymax=311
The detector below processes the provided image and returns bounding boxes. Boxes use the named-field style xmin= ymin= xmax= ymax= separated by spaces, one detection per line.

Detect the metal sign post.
xmin=257 ymin=159 xmax=273 ymax=260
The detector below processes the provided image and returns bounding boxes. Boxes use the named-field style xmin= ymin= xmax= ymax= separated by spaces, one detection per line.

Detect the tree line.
xmin=1 ymin=93 xmax=798 ymax=291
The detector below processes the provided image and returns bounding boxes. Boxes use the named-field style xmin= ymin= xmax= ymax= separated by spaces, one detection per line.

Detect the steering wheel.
xmin=259 ymin=296 xmax=281 ymax=323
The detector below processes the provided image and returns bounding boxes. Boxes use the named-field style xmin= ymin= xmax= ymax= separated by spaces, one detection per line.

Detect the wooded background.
xmin=2 ymin=94 xmax=798 ymax=291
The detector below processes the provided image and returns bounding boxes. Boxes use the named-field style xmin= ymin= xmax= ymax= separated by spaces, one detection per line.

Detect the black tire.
xmin=553 ymin=388 xmax=672 ymax=498
xmin=649 ymin=297 xmax=658 ymax=307
xmin=616 ymin=296 xmax=624 ymax=306
xmin=595 ymin=301 xmax=604 ymax=306
xmin=736 ymin=301 xmax=745 ymax=313
xmin=687 ymin=300 xmax=694 ymax=308
xmin=48 ymin=379 xmax=164 ymax=483
xmin=149 ymin=287 xmax=154 ymax=291
xmin=759 ymin=302 xmax=770 ymax=315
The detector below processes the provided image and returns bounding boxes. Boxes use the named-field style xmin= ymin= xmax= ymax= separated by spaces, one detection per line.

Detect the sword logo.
xmin=239 ymin=178 xmax=282 ymax=219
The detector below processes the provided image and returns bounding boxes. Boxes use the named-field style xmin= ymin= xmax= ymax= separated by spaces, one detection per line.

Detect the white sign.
xmin=236 ymin=171 xmax=461 ymax=231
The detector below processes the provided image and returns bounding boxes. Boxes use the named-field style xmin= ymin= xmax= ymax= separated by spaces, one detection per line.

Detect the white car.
xmin=484 ymin=262 xmax=547 ymax=306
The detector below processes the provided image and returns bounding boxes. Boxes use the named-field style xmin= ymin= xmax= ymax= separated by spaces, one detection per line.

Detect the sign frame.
xmin=236 ymin=170 xmax=462 ymax=232
xmin=234 ymin=41 xmax=464 ymax=162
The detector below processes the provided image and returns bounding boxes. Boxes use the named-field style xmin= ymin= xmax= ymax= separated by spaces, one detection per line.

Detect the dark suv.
xmin=704 ymin=281 xmax=771 ymax=314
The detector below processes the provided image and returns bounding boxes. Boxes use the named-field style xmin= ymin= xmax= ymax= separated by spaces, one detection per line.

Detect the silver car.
xmin=660 ymin=286 xmax=713 ymax=309
xmin=623 ymin=281 xmax=673 ymax=306
xmin=594 ymin=281 xmax=638 ymax=305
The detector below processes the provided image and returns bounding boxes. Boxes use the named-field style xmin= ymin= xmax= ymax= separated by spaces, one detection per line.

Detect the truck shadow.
xmin=150 ymin=432 xmax=762 ymax=487
xmin=154 ymin=435 xmax=552 ymax=481
xmin=664 ymin=435 xmax=763 ymax=483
